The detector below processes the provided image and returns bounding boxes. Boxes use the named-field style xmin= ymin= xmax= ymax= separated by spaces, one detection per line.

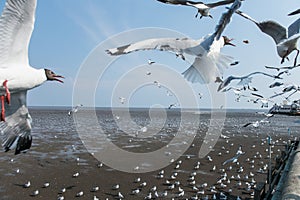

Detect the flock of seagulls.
xmin=5 ymin=126 xmax=290 ymax=199
xmin=0 ymin=0 xmax=297 ymax=199
xmin=107 ymin=0 xmax=242 ymax=84
xmin=0 ymin=0 xmax=299 ymax=153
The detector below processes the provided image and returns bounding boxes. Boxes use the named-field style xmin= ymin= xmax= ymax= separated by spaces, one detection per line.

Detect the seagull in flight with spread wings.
xmin=0 ymin=0 xmax=64 ymax=154
xmin=156 ymin=0 xmax=236 ymax=19
xmin=218 ymin=71 xmax=281 ymax=91
xmin=222 ymin=145 xmax=244 ymax=165
xmin=235 ymin=10 xmax=300 ymax=66
xmin=107 ymin=0 xmax=242 ymax=84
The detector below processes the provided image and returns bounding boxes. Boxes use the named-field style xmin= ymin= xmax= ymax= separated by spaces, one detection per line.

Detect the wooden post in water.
xmin=268 ymin=136 xmax=272 ymax=193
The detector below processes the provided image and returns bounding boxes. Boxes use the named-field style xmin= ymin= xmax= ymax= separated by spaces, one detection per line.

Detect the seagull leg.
xmin=1 ymin=96 xmax=5 ymax=121
xmin=294 ymin=49 xmax=300 ymax=66
xmin=2 ymin=80 xmax=10 ymax=104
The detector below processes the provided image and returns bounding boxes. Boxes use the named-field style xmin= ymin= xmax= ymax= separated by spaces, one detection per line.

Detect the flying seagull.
xmin=0 ymin=0 xmax=64 ymax=154
xmin=68 ymin=104 xmax=83 ymax=116
xmin=243 ymin=113 xmax=272 ymax=128
xmin=265 ymin=64 xmax=300 ymax=71
xmin=218 ymin=71 xmax=281 ymax=91
xmin=107 ymin=0 xmax=242 ymax=84
xmin=235 ymin=9 xmax=300 ymax=66
xmin=222 ymin=145 xmax=244 ymax=165
xmin=269 ymin=82 xmax=284 ymax=88
xmin=251 ymin=93 xmax=275 ymax=108
xmin=156 ymin=0 xmax=235 ymax=19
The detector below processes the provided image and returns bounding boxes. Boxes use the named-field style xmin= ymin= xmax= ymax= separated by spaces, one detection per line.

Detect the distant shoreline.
xmin=28 ymin=106 xmax=267 ymax=113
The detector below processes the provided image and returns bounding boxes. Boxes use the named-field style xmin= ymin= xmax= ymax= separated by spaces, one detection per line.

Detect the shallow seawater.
xmin=0 ymin=107 xmax=299 ymax=199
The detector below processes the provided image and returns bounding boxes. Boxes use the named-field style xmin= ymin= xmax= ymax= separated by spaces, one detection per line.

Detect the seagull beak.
xmin=226 ymin=39 xmax=235 ymax=47
xmin=53 ymin=74 xmax=64 ymax=83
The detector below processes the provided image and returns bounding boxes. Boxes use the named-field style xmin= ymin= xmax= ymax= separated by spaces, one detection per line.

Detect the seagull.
xmin=24 ymin=181 xmax=31 ymax=188
xmin=288 ymin=9 xmax=300 ymax=16
xmin=218 ymin=71 xmax=281 ymax=91
xmin=43 ymin=182 xmax=50 ymax=188
xmin=269 ymin=81 xmax=284 ymax=88
xmin=265 ymin=64 xmax=300 ymax=71
xmin=222 ymin=145 xmax=244 ymax=165
xmin=251 ymin=92 xmax=275 ymax=108
xmin=156 ymin=0 xmax=236 ymax=19
xmin=31 ymin=190 xmax=39 ymax=197
xmin=106 ymin=0 xmax=242 ymax=84
xmin=235 ymin=9 xmax=300 ymax=66
xmin=148 ymin=59 xmax=155 ymax=65
xmin=0 ymin=0 xmax=64 ymax=154
xmin=68 ymin=104 xmax=83 ymax=116
xmin=168 ymin=103 xmax=177 ymax=109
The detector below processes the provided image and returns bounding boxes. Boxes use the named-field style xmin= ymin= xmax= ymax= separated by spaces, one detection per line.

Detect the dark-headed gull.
xmin=107 ymin=0 xmax=242 ymax=84
xmin=0 ymin=0 xmax=64 ymax=154
xmin=235 ymin=10 xmax=300 ymax=66
xmin=156 ymin=0 xmax=235 ymax=19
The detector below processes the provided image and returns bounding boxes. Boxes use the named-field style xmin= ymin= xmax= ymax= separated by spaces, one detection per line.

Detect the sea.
xmin=0 ymin=107 xmax=299 ymax=199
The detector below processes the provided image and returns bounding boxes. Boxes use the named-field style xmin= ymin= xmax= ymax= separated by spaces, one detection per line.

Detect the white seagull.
xmin=107 ymin=0 xmax=242 ymax=84
xmin=222 ymin=145 xmax=244 ymax=165
xmin=0 ymin=0 xmax=64 ymax=154
xmin=156 ymin=0 xmax=236 ymax=19
xmin=218 ymin=71 xmax=281 ymax=91
xmin=68 ymin=104 xmax=83 ymax=116
xmin=235 ymin=9 xmax=300 ymax=66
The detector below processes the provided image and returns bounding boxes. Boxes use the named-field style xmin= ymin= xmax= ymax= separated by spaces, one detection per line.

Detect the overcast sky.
xmin=2 ymin=0 xmax=300 ymax=109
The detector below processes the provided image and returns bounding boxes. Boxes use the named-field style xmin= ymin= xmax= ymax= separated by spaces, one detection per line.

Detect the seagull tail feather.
xmin=0 ymin=106 xmax=32 ymax=155
xmin=182 ymin=65 xmax=208 ymax=84
xmin=1 ymin=121 xmax=32 ymax=155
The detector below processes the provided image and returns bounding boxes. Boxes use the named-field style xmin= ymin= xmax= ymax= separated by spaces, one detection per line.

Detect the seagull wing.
xmin=217 ymin=76 xmax=237 ymax=91
xmin=0 ymin=91 xmax=32 ymax=154
xmin=265 ymin=65 xmax=280 ymax=71
xmin=235 ymin=10 xmax=287 ymax=44
xmin=251 ymin=93 xmax=264 ymax=99
xmin=182 ymin=49 xmax=232 ymax=84
xmin=182 ymin=57 xmax=216 ymax=84
xmin=156 ymin=0 xmax=200 ymax=5
xmin=269 ymin=92 xmax=285 ymax=99
xmin=288 ymin=9 xmax=300 ymax=16
xmin=222 ymin=155 xmax=237 ymax=165
xmin=206 ymin=0 xmax=235 ymax=8
xmin=242 ymin=122 xmax=253 ymax=127
xmin=288 ymin=18 xmax=300 ymax=37
xmin=0 ymin=0 xmax=37 ymax=67
xmin=214 ymin=0 xmax=241 ymax=40
xmin=106 ymin=37 xmax=199 ymax=56
xmin=257 ymin=21 xmax=287 ymax=44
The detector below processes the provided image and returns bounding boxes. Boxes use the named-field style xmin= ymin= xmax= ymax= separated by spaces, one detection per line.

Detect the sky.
xmin=1 ymin=0 xmax=300 ymax=109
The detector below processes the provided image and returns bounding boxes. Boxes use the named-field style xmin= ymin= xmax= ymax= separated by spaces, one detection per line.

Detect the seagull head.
xmin=45 ymin=69 xmax=64 ymax=83
xmin=222 ymin=36 xmax=235 ymax=47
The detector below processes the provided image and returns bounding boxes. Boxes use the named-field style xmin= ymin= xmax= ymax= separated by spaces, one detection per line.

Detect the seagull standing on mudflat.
xmin=235 ymin=10 xmax=300 ymax=66
xmin=0 ymin=0 xmax=64 ymax=154
xmin=156 ymin=0 xmax=235 ymax=19
xmin=107 ymin=0 xmax=242 ymax=84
